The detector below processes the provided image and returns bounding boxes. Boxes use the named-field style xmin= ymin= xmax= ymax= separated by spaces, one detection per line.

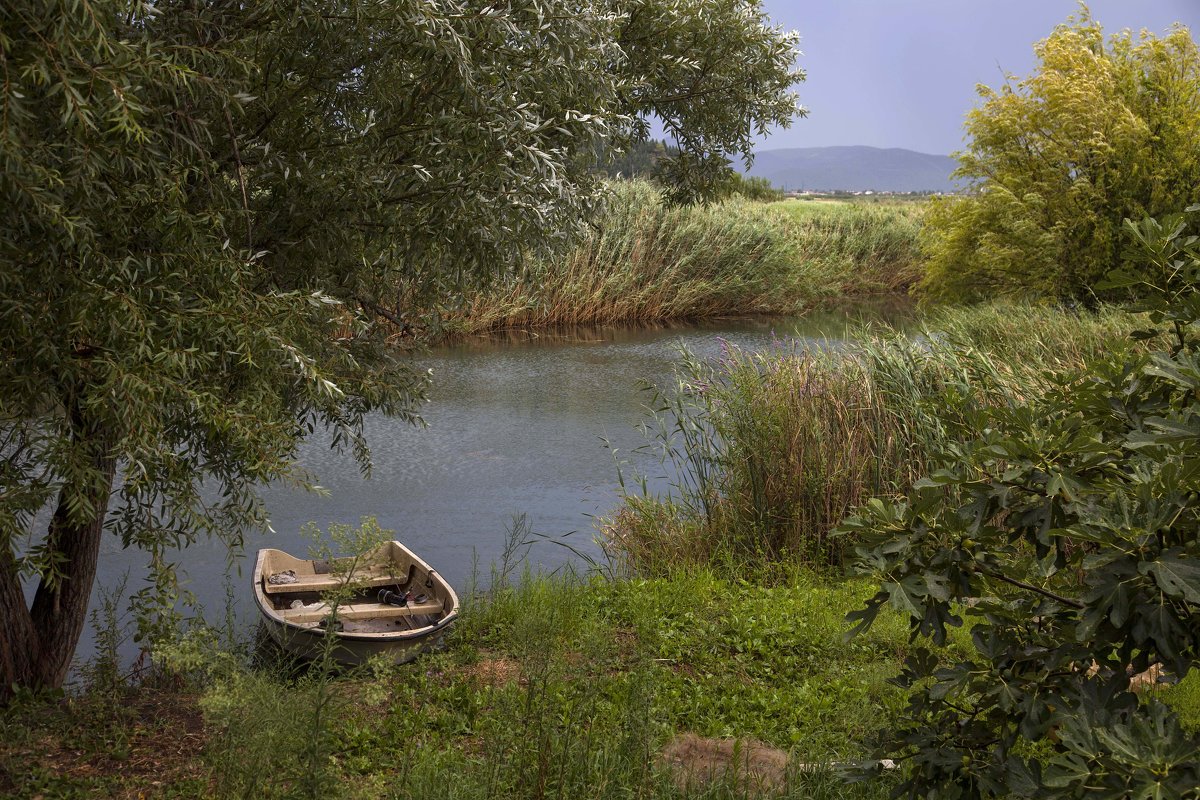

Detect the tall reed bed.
xmin=775 ymin=199 xmax=926 ymax=295
xmin=603 ymin=304 xmax=1145 ymax=574
xmin=449 ymin=182 xmax=923 ymax=334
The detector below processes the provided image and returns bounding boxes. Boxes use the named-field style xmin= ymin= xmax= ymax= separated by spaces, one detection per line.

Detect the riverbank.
xmin=443 ymin=182 xmax=923 ymax=335
xmin=6 ymin=302 xmax=1200 ymax=799
xmin=604 ymin=301 xmax=1155 ymax=573
xmin=0 ymin=570 xmax=942 ymax=800
xmin=6 ymin=568 xmax=1199 ymax=799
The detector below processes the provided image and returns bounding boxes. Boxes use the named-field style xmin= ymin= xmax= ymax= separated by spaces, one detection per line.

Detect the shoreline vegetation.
xmin=6 ymin=545 xmax=1198 ymax=799
xmin=9 ymin=2 xmax=1199 ymax=796
xmin=3 ymin=568 xmax=933 ymax=800
xmin=601 ymin=302 xmax=1154 ymax=574
xmin=7 ymin=190 xmax=1199 ymax=798
xmin=441 ymin=181 xmax=925 ymax=337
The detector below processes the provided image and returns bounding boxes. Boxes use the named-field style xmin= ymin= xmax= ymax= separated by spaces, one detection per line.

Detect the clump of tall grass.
xmin=915 ymin=301 xmax=1150 ymax=368
xmin=603 ymin=303 xmax=1145 ymax=574
xmin=605 ymin=347 xmax=912 ymax=572
xmin=449 ymin=181 xmax=923 ymax=334
xmin=776 ymin=199 xmax=926 ymax=295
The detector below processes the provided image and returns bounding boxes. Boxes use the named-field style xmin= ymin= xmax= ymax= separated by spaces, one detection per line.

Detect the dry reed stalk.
xmin=447 ymin=181 xmax=923 ymax=335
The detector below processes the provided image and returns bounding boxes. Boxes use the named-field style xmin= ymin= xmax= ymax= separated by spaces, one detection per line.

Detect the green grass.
xmin=0 ymin=684 xmax=210 ymax=799
xmin=0 ymin=570 xmax=955 ymax=800
xmin=604 ymin=302 xmax=1149 ymax=573
xmin=447 ymin=181 xmax=924 ymax=334
xmin=300 ymin=569 xmax=938 ymax=798
xmin=4 ymin=570 xmax=1196 ymax=800
xmin=1163 ymin=670 xmax=1200 ymax=734
xmin=913 ymin=301 xmax=1150 ymax=370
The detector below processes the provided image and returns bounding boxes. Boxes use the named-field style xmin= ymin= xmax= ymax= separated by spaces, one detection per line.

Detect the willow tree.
xmin=0 ymin=0 xmax=802 ymax=693
xmin=920 ymin=8 xmax=1200 ymax=303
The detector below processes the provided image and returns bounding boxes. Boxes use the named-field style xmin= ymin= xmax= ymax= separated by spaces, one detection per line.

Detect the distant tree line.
xmin=599 ymin=138 xmax=783 ymax=201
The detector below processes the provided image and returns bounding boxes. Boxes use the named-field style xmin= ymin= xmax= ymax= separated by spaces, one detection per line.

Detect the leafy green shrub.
xmin=843 ymin=210 xmax=1200 ymax=797
xmin=921 ymin=10 xmax=1200 ymax=303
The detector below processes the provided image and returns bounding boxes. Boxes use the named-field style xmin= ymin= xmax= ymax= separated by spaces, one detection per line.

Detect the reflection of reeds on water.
xmin=442 ymin=315 xmax=827 ymax=351
xmin=448 ymin=319 xmax=698 ymax=349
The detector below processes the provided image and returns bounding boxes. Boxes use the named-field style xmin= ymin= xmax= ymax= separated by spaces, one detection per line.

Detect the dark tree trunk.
xmin=0 ymin=399 xmax=116 ymax=700
xmin=0 ymin=548 xmax=40 ymax=696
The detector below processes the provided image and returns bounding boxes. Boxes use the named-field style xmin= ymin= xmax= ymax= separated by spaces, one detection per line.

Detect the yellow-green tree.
xmin=921 ymin=9 xmax=1200 ymax=303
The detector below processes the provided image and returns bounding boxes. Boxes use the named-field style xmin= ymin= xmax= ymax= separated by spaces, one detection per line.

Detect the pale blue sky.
xmin=752 ymin=0 xmax=1200 ymax=155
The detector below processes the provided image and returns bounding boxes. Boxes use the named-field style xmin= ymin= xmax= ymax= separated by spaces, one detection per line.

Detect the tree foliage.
xmin=920 ymin=9 xmax=1200 ymax=303
xmin=716 ymin=174 xmax=784 ymax=202
xmin=844 ymin=209 xmax=1200 ymax=798
xmin=0 ymin=0 xmax=802 ymax=693
xmin=617 ymin=0 xmax=804 ymax=202
xmin=599 ymin=138 xmax=676 ymax=179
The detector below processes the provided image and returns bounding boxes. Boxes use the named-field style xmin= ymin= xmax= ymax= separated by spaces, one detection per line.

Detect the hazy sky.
xmin=752 ymin=1 xmax=1200 ymax=155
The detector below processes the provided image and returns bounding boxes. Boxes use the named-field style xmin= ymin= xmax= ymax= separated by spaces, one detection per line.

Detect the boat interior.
xmin=260 ymin=545 xmax=450 ymax=634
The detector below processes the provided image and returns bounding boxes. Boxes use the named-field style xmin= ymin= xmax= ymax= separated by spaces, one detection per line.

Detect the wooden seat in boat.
xmin=263 ymin=568 xmax=408 ymax=594
xmin=280 ymin=600 xmax=442 ymax=624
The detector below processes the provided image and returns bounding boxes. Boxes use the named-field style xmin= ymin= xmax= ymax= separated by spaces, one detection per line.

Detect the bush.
xmin=718 ymin=174 xmax=785 ymax=202
xmin=843 ymin=210 xmax=1200 ymax=797
xmin=920 ymin=9 xmax=1200 ymax=303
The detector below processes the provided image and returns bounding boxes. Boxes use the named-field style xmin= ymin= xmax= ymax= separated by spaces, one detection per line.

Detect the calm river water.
xmin=75 ymin=303 xmax=906 ymax=668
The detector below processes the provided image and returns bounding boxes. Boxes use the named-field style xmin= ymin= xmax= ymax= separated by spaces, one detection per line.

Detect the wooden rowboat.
xmin=252 ymin=540 xmax=460 ymax=665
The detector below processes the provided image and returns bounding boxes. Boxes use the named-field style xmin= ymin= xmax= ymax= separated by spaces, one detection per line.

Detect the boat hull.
xmin=258 ymin=614 xmax=452 ymax=665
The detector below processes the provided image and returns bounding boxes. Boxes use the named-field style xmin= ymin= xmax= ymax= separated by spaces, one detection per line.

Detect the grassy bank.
xmin=5 ymin=569 xmax=1197 ymax=799
xmin=447 ymin=182 xmax=923 ymax=334
xmin=604 ymin=302 xmax=1150 ymax=573
xmin=1 ymin=570 xmax=942 ymax=800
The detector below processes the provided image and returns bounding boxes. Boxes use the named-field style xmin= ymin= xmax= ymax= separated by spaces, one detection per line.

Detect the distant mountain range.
xmin=746 ymin=145 xmax=961 ymax=193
